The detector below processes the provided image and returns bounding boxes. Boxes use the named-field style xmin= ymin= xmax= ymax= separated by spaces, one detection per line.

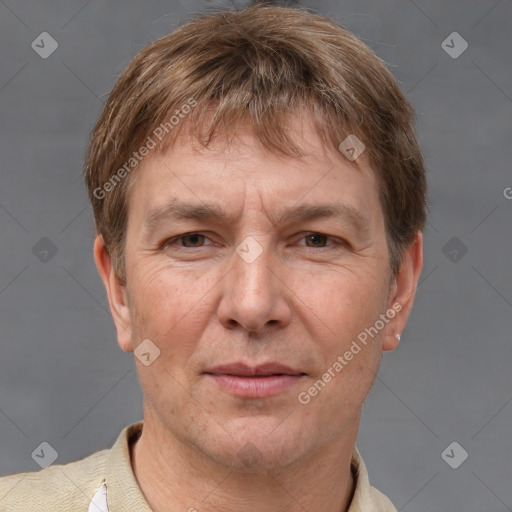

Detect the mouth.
xmin=203 ymin=362 xmax=306 ymax=398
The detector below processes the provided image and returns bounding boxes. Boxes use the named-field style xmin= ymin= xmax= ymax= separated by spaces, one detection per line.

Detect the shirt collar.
xmin=105 ymin=422 xmax=151 ymax=511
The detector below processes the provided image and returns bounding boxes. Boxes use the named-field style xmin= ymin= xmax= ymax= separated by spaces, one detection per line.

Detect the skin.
xmin=94 ymin=114 xmax=423 ymax=512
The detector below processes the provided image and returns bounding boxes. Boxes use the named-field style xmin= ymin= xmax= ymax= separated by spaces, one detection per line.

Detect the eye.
xmin=297 ymin=232 xmax=344 ymax=248
xmin=302 ymin=233 xmax=330 ymax=248
xmin=164 ymin=233 xmax=211 ymax=249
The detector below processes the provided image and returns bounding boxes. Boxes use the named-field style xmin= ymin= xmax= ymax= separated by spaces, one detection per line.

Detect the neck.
xmin=131 ymin=407 xmax=358 ymax=512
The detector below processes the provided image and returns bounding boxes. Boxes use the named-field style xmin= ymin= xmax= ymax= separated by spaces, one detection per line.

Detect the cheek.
xmin=127 ymin=266 xmax=214 ymax=350
xmin=127 ymin=270 xmax=215 ymax=409
xmin=295 ymin=267 xmax=388 ymax=348
xmin=293 ymin=267 xmax=388 ymax=409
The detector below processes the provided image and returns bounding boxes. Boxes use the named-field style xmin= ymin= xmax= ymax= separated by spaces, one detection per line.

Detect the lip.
xmin=204 ymin=362 xmax=304 ymax=377
xmin=203 ymin=362 xmax=306 ymax=398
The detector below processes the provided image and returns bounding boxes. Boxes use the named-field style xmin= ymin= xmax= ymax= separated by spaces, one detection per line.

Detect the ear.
xmin=93 ymin=234 xmax=134 ymax=353
xmin=383 ymin=231 xmax=424 ymax=351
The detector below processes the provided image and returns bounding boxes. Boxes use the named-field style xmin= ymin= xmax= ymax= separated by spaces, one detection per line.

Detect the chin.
xmin=203 ymin=420 xmax=310 ymax=471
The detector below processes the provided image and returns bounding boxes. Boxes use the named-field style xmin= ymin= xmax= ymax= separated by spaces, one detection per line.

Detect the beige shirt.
xmin=0 ymin=422 xmax=397 ymax=511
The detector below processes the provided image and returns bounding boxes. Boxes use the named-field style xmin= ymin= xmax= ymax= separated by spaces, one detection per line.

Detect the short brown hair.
xmin=84 ymin=4 xmax=427 ymax=282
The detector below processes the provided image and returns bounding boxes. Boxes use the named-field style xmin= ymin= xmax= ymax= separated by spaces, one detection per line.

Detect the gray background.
xmin=0 ymin=0 xmax=511 ymax=510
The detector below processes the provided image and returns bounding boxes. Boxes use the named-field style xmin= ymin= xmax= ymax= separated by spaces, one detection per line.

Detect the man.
xmin=0 ymin=4 xmax=426 ymax=511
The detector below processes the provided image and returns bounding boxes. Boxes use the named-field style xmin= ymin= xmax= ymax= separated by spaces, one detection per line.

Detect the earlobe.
xmin=93 ymin=235 xmax=134 ymax=353
xmin=383 ymin=231 xmax=423 ymax=351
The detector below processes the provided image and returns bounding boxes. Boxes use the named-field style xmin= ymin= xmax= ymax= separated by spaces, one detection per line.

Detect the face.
xmin=101 ymin=116 xmax=415 ymax=472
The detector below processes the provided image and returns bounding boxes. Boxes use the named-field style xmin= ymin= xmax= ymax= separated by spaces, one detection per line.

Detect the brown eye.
xmin=304 ymin=233 xmax=329 ymax=247
xmin=178 ymin=234 xmax=206 ymax=247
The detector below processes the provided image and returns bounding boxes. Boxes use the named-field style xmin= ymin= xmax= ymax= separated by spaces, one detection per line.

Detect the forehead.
xmin=126 ymin=117 xmax=383 ymax=232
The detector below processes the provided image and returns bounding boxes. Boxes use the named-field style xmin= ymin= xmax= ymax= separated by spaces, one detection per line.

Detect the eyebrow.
xmin=144 ymin=199 xmax=371 ymax=236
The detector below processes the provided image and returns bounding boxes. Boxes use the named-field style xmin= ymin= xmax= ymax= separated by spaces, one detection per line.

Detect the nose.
xmin=217 ymin=239 xmax=292 ymax=334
